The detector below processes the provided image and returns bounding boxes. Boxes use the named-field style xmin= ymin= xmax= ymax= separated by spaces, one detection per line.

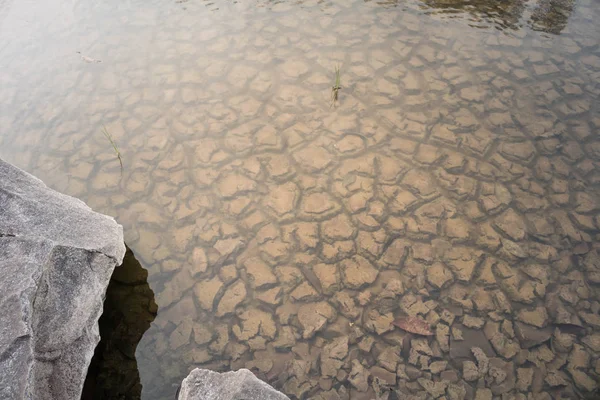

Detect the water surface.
xmin=1 ymin=0 xmax=600 ymax=398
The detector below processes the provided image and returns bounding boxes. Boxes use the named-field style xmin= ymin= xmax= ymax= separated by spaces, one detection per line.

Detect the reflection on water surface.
xmin=1 ymin=0 xmax=600 ymax=398
xmin=420 ymin=0 xmax=527 ymax=31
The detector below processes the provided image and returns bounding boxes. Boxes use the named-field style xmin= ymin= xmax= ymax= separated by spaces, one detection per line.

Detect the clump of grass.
xmin=102 ymin=125 xmax=123 ymax=173
xmin=330 ymin=65 xmax=341 ymax=108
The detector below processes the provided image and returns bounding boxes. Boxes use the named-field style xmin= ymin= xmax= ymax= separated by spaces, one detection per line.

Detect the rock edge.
xmin=178 ymin=368 xmax=290 ymax=400
xmin=0 ymin=159 xmax=126 ymax=400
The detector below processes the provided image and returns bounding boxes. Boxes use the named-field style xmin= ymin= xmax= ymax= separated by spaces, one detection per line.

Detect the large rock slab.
xmin=178 ymin=368 xmax=290 ymax=400
xmin=0 ymin=159 xmax=126 ymax=400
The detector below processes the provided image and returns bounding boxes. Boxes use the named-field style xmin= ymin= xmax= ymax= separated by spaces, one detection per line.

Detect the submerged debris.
xmin=76 ymin=51 xmax=101 ymax=63
xmin=392 ymin=316 xmax=434 ymax=336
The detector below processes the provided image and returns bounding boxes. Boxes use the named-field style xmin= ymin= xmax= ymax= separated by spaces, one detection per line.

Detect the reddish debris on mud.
xmin=392 ymin=316 xmax=434 ymax=336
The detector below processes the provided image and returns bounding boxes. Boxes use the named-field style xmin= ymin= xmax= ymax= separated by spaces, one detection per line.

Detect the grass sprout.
xmin=330 ymin=65 xmax=341 ymax=108
xmin=102 ymin=125 xmax=123 ymax=173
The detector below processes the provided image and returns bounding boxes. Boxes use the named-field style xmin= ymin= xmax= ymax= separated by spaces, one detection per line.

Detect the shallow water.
xmin=1 ymin=0 xmax=600 ymax=398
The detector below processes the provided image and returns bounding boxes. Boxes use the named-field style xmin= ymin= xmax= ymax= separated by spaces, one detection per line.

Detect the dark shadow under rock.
xmin=82 ymin=247 xmax=157 ymax=400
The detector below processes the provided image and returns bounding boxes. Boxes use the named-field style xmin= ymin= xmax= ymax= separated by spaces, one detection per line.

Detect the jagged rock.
xmin=489 ymin=358 xmax=516 ymax=395
xmin=282 ymin=376 xmax=313 ymax=399
xmin=378 ymin=346 xmax=402 ymax=372
xmin=463 ymin=361 xmax=479 ymax=381
xmin=217 ymin=174 xmax=257 ymax=198
xmin=216 ymin=280 xmax=248 ymax=317
xmin=568 ymin=344 xmax=589 ymax=370
xmin=516 ymin=307 xmax=548 ymax=328
xmin=514 ymin=322 xmax=552 ymax=348
xmin=340 ymin=255 xmax=379 ymax=289
xmin=364 ymin=309 xmax=394 ymax=335
xmin=394 ymin=364 xmax=411 ymax=381
xmin=437 ymin=324 xmax=450 ymax=352
xmin=194 ymin=276 xmax=223 ymax=311
xmin=488 ymin=332 xmax=520 ymax=359
xmin=552 ymin=329 xmax=575 ymax=352
xmin=444 ymin=247 xmax=483 ymax=283
xmin=568 ymin=368 xmax=597 ymax=392
xmin=516 ymin=367 xmax=534 ymax=391
xmin=493 ymin=209 xmax=526 ymax=241
xmin=412 ymin=338 xmax=434 ymax=356
xmin=463 ymin=316 xmax=485 ymax=329
xmin=582 ymin=334 xmax=600 ymax=352
xmin=297 ymin=302 xmax=336 ymax=338
xmin=472 ymin=347 xmax=489 ymax=376
xmin=452 ymin=326 xmax=464 ymax=340
xmin=312 ymin=263 xmax=340 ymax=294
xmin=488 ymin=364 xmax=506 ymax=384
xmin=439 ymin=313 xmax=456 ymax=331
xmin=331 ymin=291 xmax=360 ymax=319
xmin=232 ymin=308 xmax=277 ymax=341
xmin=579 ymin=311 xmax=600 ymax=328
xmin=545 ymin=370 xmax=569 ymax=387
xmin=429 ymin=361 xmax=447 ymax=374
xmin=358 ymin=335 xmax=375 ymax=353
xmin=320 ymin=337 xmax=348 ymax=377
xmin=178 ymin=368 xmax=289 ymax=399
xmin=427 ymin=263 xmax=454 ymax=289
xmin=408 ymin=346 xmax=430 ymax=368
xmin=447 ymin=383 xmax=467 ymax=400
xmin=321 ymin=214 xmax=356 ymax=241
xmin=264 ymin=182 xmax=299 ymax=217
xmin=348 ymin=360 xmax=369 ymax=392
xmin=300 ymin=192 xmax=340 ymax=219
xmin=418 ymin=377 xmax=448 ymax=397
xmin=170 ymin=320 xmax=194 ymax=350
xmin=243 ymin=257 xmax=278 ymax=289
xmin=371 ymin=366 xmax=396 ymax=385
xmin=290 ymin=281 xmax=319 ymax=301
xmin=0 ymin=159 xmax=126 ymax=400
xmin=381 ymin=238 xmax=409 ymax=267
xmin=273 ymin=326 xmax=296 ymax=349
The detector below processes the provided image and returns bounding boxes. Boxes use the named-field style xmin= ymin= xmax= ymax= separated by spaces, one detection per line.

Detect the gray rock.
xmin=514 ymin=322 xmax=552 ymax=348
xmin=0 ymin=159 xmax=124 ymax=259
xmin=471 ymin=347 xmax=489 ymax=376
xmin=0 ymin=159 xmax=125 ymax=400
xmin=178 ymin=368 xmax=290 ymax=400
xmin=321 ymin=337 xmax=348 ymax=377
xmin=348 ymin=360 xmax=370 ymax=392
xmin=489 ymin=358 xmax=516 ymax=395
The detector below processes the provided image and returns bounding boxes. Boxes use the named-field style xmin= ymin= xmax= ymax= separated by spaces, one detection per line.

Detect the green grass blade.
xmin=330 ymin=65 xmax=341 ymax=108
xmin=102 ymin=125 xmax=123 ymax=173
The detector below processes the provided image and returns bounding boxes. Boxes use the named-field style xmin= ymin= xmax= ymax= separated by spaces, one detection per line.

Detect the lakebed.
xmin=1 ymin=0 xmax=600 ymax=398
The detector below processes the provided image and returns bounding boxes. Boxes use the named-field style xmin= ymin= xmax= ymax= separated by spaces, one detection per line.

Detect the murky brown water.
xmin=2 ymin=0 xmax=600 ymax=398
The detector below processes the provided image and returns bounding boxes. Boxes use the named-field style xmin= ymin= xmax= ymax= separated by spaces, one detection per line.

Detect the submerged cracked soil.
xmin=1 ymin=0 xmax=600 ymax=398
